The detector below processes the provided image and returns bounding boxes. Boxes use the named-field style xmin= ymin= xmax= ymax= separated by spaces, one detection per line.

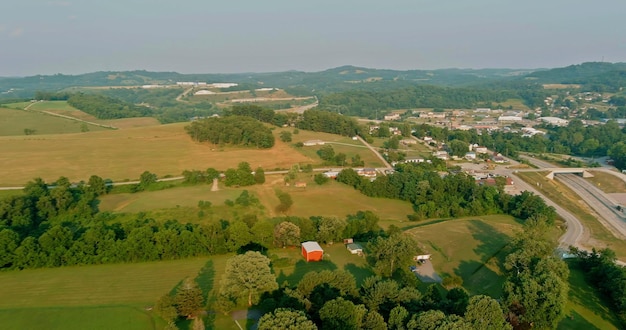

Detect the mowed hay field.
xmin=0 ymin=107 xmax=110 ymax=136
xmin=0 ymin=123 xmax=312 ymax=186
xmin=0 ymin=258 xmax=212 ymax=330
xmin=405 ymin=216 xmax=520 ymax=296
xmin=99 ymin=179 xmax=416 ymax=222
xmin=22 ymin=101 xmax=161 ymax=129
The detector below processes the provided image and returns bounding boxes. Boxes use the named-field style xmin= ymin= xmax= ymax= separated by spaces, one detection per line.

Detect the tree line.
xmin=336 ymin=162 xmax=556 ymax=223
xmin=318 ymin=85 xmax=517 ymax=118
xmin=185 ymin=115 xmax=275 ymax=148
xmin=65 ymin=93 xmax=153 ymax=119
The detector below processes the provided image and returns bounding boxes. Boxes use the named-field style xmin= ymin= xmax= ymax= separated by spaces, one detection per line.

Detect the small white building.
xmin=498 ymin=116 xmax=523 ymax=122
xmin=465 ymin=152 xmax=477 ymax=160
xmin=346 ymin=243 xmax=363 ymax=255
xmin=540 ymin=117 xmax=569 ymax=126
xmin=303 ymin=140 xmax=325 ymax=146
xmin=384 ymin=113 xmax=401 ymax=121
xmin=194 ymin=90 xmax=216 ymax=95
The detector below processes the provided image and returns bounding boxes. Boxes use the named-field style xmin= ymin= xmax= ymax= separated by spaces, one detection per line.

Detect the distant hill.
xmin=525 ymin=62 xmax=626 ymax=92
xmin=2 ymin=62 xmax=625 ymax=99
xmin=0 ymin=66 xmax=533 ymax=99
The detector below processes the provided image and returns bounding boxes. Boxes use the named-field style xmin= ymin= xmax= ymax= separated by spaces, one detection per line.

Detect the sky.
xmin=1 ymin=0 xmax=625 ymax=76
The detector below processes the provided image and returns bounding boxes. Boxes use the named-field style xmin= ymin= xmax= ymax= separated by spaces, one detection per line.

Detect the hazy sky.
xmin=2 ymin=0 xmax=625 ymax=76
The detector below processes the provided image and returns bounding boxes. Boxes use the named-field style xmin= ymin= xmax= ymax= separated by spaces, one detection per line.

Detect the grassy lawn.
xmin=0 ymin=257 xmax=221 ymax=330
xmin=557 ymin=262 xmax=621 ymax=330
xmin=0 ymin=123 xmax=311 ymax=186
xmin=0 ymin=306 xmax=163 ymax=330
xmin=516 ymin=172 xmax=626 ymax=260
xmin=271 ymin=243 xmax=375 ymax=287
xmin=405 ymin=215 xmax=522 ymax=297
xmin=586 ymin=171 xmax=626 ymax=193
xmin=0 ymin=107 xmax=110 ymax=136
xmin=498 ymin=98 xmax=530 ymax=110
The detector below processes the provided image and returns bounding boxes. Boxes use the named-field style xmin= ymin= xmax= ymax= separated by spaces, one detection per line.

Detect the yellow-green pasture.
xmin=0 ymin=107 xmax=110 ymax=136
xmin=0 ymin=123 xmax=312 ymax=186
xmin=99 ymin=178 xmax=416 ymax=223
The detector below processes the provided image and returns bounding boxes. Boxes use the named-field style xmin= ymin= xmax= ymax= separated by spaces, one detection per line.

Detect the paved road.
xmin=356 ymin=135 xmax=392 ymax=169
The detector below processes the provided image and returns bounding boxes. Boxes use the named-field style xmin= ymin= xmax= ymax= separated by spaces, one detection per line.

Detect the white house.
xmin=498 ymin=116 xmax=523 ymax=122
xmin=465 ymin=152 xmax=477 ymax=160
xmin=384 ymin=113 xmax=401 ymax=121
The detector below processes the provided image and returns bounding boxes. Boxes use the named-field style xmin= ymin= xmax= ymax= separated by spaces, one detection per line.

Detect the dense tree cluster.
xmin=503 ymin=217 xmax=569 ymax=328
xmin=336 ymin=162 xmax=556 ymax=223
xmin=223 ymin=104 xmax=291 ymax=127
xmin=66 ymin=93 xmax=152 ymax=119
xmin=185 ymin=116 xmax=275 ymax=148
xmin=254 ymin=268 xmax=511 ymax=330
xmin=297 ymin=109 xmax=360 ymax=137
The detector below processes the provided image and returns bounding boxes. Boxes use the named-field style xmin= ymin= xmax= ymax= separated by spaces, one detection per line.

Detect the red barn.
xmin=301 ymin=241 xmax=324 ymax=262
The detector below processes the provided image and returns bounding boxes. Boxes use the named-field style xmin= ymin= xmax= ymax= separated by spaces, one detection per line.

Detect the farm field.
xmin=0 ymin=258 xmax=211 ymax=330
xmin=99 ymin=179 xmax=416 ymax=222
xmin=0 ymin=123 xmax=312 ymax=186
xmin=516 ymin=171 xmax=626 ymax=260
xmin=405 ymin=215 xmax=521 ymax=297
xmin=0 ymin=107 xmax=110 ymax=136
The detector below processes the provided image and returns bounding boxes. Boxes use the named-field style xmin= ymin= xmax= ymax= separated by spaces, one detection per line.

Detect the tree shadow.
xmin=276 ymin=259 xmax=337 ymax=286
xmin=452 ymin=220 xmax=512 ymax=296
xmin=195 ymin=260 xmax=215 ymax=330
xmin=344 ymin=263 xmax=375 ymax=286
xmin=466 ymin=219 xmax=510 ymax=266
xmin=558 ymin=310 xmax=601 ymax=330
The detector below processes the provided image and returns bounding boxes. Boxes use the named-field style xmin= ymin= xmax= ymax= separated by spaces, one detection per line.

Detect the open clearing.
xmin=0 ymin=123 xmax=312 ymax=186
xmin=405 ymin=215 xmax=521 ymax=297
xmin=0 ymin=107 xmax=110 ymax=136
xmin=99 ymin=179 xmax=416 ymax=222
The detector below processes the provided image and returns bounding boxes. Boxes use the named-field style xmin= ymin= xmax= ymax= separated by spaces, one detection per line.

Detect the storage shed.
xmin=346 ymin=243 xmax=363 ymax=255
xmin=301 ymin=241 xmax=324 ymax=262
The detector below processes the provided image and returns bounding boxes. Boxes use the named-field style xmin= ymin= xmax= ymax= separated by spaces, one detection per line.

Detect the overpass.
xmin=543 ymin=168 xmax=594 ymax=180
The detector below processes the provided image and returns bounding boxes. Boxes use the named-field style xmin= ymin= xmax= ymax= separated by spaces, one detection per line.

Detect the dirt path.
xmin=211 ymin=178 xmax=219 ymax=192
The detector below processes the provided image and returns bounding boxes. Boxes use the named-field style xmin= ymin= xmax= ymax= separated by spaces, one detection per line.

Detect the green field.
xmin=0 ymin=258 xmax=211 ymax=330
xmin=0 ymin=107 xmax=109 ymax=136
xmin=405 ymin=215 xmax=521 ymax=296
xmin=556 ymin=263 xmax=622 ymax=330
xmin=100 ymin=178 xmax=416 ymax=222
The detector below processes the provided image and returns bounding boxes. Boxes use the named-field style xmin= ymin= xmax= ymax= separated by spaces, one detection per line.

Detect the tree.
xmin=257 ymin=308 xmax=317 ymax=330
xmin=319 ymin=297 xmax=367 ymax=330
xmin=274 ymin=221 xmax=301 ymax=247
xmin=220 ymin=251 xmax=278 ymax=306
xmin=280 ymin=131 xmax=293 ymax=142
xmin=251 ymin=220 xmax=275 ymax=248
xmin=275 ymin=190 xmax=293 ymax=214
xmin=155 ymin=294 xmax=179 ymax=327
xmin=464 ymin=295 xmax=511 ymax=330
xmin=254 ymin=167 xmax=266 ymax=184
xmin=369 ymin=233 xmax=420 ymax=277
xmin=139 ymin=171 xmax=157 ymax=189
xmin=388 ymin=306 xmax=409 ymax=330
xmin=317 ymin=145 xmax=336 ymax=162
xmin=87 ymin=175 xmax=108 ymax=196
xmin=314 ymin=173 xmax=330 ymax=185
xmin=174 ymin=277 xmax=204 ymax=318
xmin=448 ymin=139 xmax=469 ymax=157
xmin=226 ymin=220 xmax=253 ymax=251
xmin=316 ymin=217 xmax=346 ymax=244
